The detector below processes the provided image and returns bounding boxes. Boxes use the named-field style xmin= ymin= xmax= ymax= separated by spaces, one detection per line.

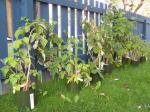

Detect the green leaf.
xmin=95 ymin=81 xmax=101 ymax=91
xmin=9 ymin=59 xmax=17 ymax=68
xmin=31 ymin=82 xmax=36 ymax=90
xmin=15 ymin=85 xmax=21 ymax=91
xmin=59 ymin=72 xmax=65 ymax=79
xmin=22 ymin=37 xmax=29 ymax=44
xmin=40 ymin=37 xmax=48 ymax=48
xmin=13 ymin=40 xmax=22 ymax=50
xmin=43 ymin=91 xmax=48 ymax=96
xmin=93 ymin=47 xmax=99 ymax=54
xmin=0 ymin=66 xmax=9 ymax=75
xmin=15 ymin=28 xmax=25 ymax=39
xmin=5 ymin=57 xmax=17 ymax=68
xmin=10 ymin=77 xmax=18 ymax=85
xmin=74 ymin=95 xmax=79 ymax=103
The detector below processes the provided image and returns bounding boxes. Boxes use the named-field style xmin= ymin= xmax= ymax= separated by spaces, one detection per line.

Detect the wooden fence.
xmin=0 ymin=0 xmax=150 ymax=79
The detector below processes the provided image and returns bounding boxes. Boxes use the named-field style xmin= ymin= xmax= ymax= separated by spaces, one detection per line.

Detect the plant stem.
xmin=24 ymin=27 xmax=35 ymax=91
xmin=98 ymin=54 xmax=101 ymax=70
xmin=24 ymin=48 xmax=31 ymax=91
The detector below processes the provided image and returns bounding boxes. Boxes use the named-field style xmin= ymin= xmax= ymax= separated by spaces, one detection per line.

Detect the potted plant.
xmin=45 ymin=38 xmax=95 ymax=91
xmin=0 ymin=18 xmax=56 ymax=110
xmin=0 ymin=38 xmax=41 ymax=110
xmin=129 ymin=36 xmax=149 ymax=65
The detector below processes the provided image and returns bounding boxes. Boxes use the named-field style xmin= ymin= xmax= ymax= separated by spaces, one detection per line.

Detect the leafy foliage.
xmin=0 ymin=18 xmax=61 ymax=93
xmin=82 ymin=7 xmax=150 ymax=68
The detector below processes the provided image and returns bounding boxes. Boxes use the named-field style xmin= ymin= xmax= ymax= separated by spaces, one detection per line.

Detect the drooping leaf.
xmin=15 ymin=28 xmax=25 ymax=39
xmin=40 ymin=37 xmax=48 ymax=48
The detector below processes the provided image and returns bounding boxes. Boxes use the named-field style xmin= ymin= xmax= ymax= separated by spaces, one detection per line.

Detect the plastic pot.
xmin=102 ymin=64 xmax=113 ymax=74
xmin=122 ymin=57 xmax=131 ymax=65
xmin=15 ymin=90 xmax=37 ymax=111
xmin=90 ymin=73 xmax=101 ymax=84
xmin=140 ymin=56 xmax=147 ymax=63
xmin=131 ymin=60 xmax=140 ymax=66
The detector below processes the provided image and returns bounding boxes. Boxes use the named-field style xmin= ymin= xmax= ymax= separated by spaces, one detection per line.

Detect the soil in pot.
xmin=102 ymin=64 xmax=113 ymax=75
xmin=122 ymin=57 xmax=131 ymax=65
xmin=140 ymin=56 xmax=147 ymax=63
xmin=90 ymin=73 xmax=102 ymax=84
xmin=131 ymin=60 xmax=140 ymax=66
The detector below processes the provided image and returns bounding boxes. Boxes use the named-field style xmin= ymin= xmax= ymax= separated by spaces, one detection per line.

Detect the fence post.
xmin=143 ymin=20 xmax=146 ymax=40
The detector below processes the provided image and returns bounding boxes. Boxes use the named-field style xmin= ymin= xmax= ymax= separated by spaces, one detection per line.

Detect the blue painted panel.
xmin=96 ymin=13 xmax=99 ymax=25
xmin=76 ymin=0 xmax=82 ymax=5
xmin=84 ymin=0 xmax=88 ymax=6
xmin=78 ymin=54 xmax=89 ymax=63
xmin=61 ymin=6 xmax=68 ymax=41
xmin=53 ymin=5 xmax=58 ymax=33
xmin=71 ymin=8 xmax=75 ymax=37
xmin=21 ymin=0 xmax=34 ymax=21
xmin=11 ymin=0 xmax=22 ymax=35
xmin=96 ymin=1 xmax=99 ymax=8
xmin=143 ymin=20 xmax=146 ymax=39
xmin=40 ymin=2 xmax=49 ymax=21
xmin=74 ymin=0 xmax=83 ymax=9
xmin=90 ymin=0 xmax=94 ymax=8
xmin=77 ymin=10 xmax=82 ymax=55
xmin=77 ymin=10 xmax=82 ymax=38
xmin=133 ymin=21 xmax=144 ymax=38
xmin=90 ymin=12 xmax=94 ymax=21
xmin=146 ymin=23 xmax=150 ymax=41
xmin=137 ymin=22 xmax=144 ymax=37
xmin=100 ymin=2 xmax=103 ymax=10
xmin=105 ymin=4 xmax=108 ymax=9
xmin=0 ymin=0 xmax=8 ymax=79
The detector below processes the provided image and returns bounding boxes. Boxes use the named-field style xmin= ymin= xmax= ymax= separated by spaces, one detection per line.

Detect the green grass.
xmin=1 ymin=60 xmax=150 ymax=112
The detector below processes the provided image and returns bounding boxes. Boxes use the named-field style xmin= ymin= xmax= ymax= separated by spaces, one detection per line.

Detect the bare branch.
xmin=134 ymin=0 xmax=144 ymax=13
xmin=122 ymin=0 xmax=127 ymax=11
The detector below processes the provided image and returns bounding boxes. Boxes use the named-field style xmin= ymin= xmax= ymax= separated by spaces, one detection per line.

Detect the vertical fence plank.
xmin=71 ymin=8 xmax=75 ymax=37
xmin=77 ymin=9 xmax=82 ymax=55
xmin=61 ymin=6 xmax=68 ymax=41
xmin=96 ymin=13 xmax=99 ymax=25
xmin=49 ymin=4 xmax=53 ymax=24
xmin=0 ymin=0 xmax=8 ymax=79
xmin=58 ymin=5 xmax=62 ymax=38
xmin=40 ymin=2 xmax=49 ymax=21
xmin=74 ymin=8 xmax=78 ymax=55
xmin=53 ymin=5 xmax=58 ymax=33
xmin=143 ymin=20 xmax=146 ymax=39
xmin=11 ymin=0 xmax=22 ymax=36
xmin=68 ymin=7 xmax=71 ymax=38
xmin=90 ymin=0 xmax=94 ymax=8
xmin=90 ymin=12 xmax=94 ymax=21
xmin=146 ymin=22 xmax=150 ymax=41
xmin=21 ymin=0 xmax=34 ymax=21
xmin=82 ymin=11 xmax=85 ymax=54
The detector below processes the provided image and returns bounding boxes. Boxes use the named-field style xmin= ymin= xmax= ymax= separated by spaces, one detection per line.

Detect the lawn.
xmin=0 ymin=59 xmax=150 ymax=112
